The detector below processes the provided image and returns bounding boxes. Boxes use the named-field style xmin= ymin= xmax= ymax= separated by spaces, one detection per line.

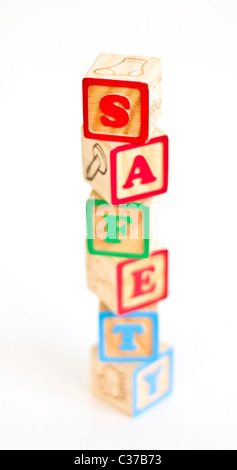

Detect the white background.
xmin=0 ymin=0 xmax=237 ymax=450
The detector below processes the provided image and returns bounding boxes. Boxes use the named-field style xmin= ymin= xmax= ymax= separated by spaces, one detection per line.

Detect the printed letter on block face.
xmin=98 ymin=306 xmax=159 ymax=362
xmin=91 ymin=343 xmax=173 ymax=416
xmin=82 ymin=54 xmax=162 ymax=144
xmin=81 ymin=127 xmax=168 ymax=205
xmin=132 ymin=344 xmax=173 ymax=416
xmin=86 ymin=191 xmax=150 ymax=258
xmin=117 ymin=249 xmax=168 ymax=315
xmin=86 ymin=248 xmax=168 ymax=315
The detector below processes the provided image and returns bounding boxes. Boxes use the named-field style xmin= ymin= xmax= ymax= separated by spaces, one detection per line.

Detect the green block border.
xmin=86 ymin=198 xmax=150 ymax=258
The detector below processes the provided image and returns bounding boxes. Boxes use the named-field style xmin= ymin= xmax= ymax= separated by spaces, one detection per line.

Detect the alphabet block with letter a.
xmin=91 ymin=343 xmax=173 ymax=416
xmin=98 ymin=301 xmax=159 ymax=362
xmin=81 ymin=127 xmax=168 ymax=205
xmin=82 ymin=129 xmax=168 ymax=205
xmin=86 ymin=190 xmax=160 ymax=258
xmin=83 ymin=53 xmax=162 ymax=144
xmin=86 ymin=247 xmax=168 ymax=315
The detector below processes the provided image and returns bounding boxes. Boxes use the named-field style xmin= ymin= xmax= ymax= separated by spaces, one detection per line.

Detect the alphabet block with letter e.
xmin=81 ymin=127 xmax=168 ymax=205
xmin=86 ymin=190 xmax=160 ymax=258
xmin=91 ymin=343 xmax=173 ymax=416
xmin=98 ymin=301 xmax=159 ymax=362
xmin=83 ymin=53 xmax=162 ymax=144
xmin=86 ymin=247 xmax=168 ymax=315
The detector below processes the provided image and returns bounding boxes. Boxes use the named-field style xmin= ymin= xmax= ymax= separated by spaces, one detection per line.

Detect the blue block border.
xmin=98 ymin=310 xmax=159 ymax=363
xmin=132 ymin=346 xmax=173 ymax=416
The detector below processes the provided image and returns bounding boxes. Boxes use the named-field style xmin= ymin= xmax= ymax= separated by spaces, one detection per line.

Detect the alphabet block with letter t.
xmin=86 ymin=246 xmax=168 ymax=315
xmin=91 ymin=343 xmax=173 ymax=416
xmin=81 ymin=126 xmax=168 ymax=205
xmin=83 ymin=53 xmax=162 ymax=144
xmin=98 ymin=301 xmax=159 ymax=362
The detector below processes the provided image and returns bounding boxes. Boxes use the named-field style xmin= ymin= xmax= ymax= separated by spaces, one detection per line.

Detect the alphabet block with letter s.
xmin=91 ymin=343 xmax=173 ymax=416
xmin=81 ymin=127 xmax=168 ymax=205
xmin=82 ymin=53 xmax=162 ymax=144
xmin=86 ymin=246 xmax=168 ymax=315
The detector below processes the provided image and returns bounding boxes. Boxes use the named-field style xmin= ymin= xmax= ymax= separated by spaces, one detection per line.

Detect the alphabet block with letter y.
xmin=82 ymin=53 xmax=162 ymax=144
xmin=91 ymin=343 xmax=173 ymax=416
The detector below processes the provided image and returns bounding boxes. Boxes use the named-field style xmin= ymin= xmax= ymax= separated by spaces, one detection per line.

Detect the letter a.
xmin=123 ymin=155 xmax=157 ymax=189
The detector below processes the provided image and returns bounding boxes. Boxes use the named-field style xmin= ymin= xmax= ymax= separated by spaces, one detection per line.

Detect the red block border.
xmin=110 ymin=135 xmax=169 ymax=204
xmin=82 ymin=77 xmax=149 ymax=143
xmin=117 ymin=249 xmax=168 ymax=315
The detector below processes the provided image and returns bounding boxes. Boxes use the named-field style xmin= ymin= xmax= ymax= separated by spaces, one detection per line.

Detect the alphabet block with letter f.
xmin=86 ymin=247 xmax=168 ymax=315
xmin=86 ymin=190 xmax=160 ymax=259
xmin=82 ymin=53 xmax=162 ymax=144
xmin=98 ymin=301 xmax=159 ymax=362
xmin=81 ymin=127 xmax=168 ymax=205
xmin=91 ymin=343 xmax=173 ymax=416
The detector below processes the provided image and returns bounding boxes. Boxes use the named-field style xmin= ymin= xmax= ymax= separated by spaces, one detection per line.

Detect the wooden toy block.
xmin=86 ymin=190 xmax=160 ymax=258
xmin=91 ymin=343 xmax=173 ymax=416
xmin=98 ymin=302 xmax=159 ymax=362
xmin=86 ymin=246 xmax=168 ymax=315
xmin=81 ymin=126 xmax=168 ymax=205
xmin=82 ymin=53 xmax=162 ymax=144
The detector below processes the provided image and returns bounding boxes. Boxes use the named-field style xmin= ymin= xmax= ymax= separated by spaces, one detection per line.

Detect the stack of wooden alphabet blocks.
xmin=81 ymin=54 xmax=173 ymax=416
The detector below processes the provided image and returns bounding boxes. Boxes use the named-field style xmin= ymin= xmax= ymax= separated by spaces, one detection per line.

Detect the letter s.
xmin=99 ymin=94 xmax=130 ymax=128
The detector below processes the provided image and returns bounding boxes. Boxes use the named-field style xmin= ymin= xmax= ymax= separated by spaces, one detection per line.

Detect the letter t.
xmin=112 ymin=323 xmax=144 ymax=351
